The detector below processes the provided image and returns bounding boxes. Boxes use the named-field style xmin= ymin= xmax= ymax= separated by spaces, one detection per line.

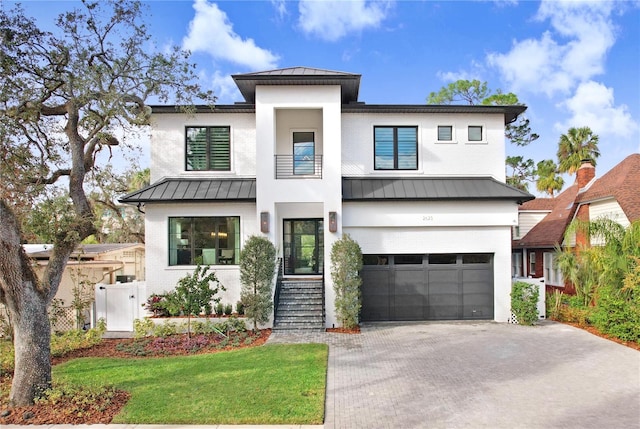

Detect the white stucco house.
xmin=121 ymin=67 xmax=533 ymax=330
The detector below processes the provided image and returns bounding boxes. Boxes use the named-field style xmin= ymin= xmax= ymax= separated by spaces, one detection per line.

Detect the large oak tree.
xmin=0 ymin=1 xmax=213 ymax=406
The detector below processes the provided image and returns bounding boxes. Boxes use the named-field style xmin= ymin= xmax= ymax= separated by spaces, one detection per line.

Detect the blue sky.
xmin=10 ymin=0 xmax=640 ymax=194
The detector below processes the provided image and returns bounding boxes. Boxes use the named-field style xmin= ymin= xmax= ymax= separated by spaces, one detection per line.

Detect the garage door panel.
xmin=360 ymin=254 xmax=494 ymax=322
xmin=462 ymin=269 xmax=494 ymax=319
xmin=428 ymin=269 xmax=460 ymax=319
xmin=361 ymin=269 xmax=390 ymax=321
xmin=393 ymin=270 xmax=426 ymax=320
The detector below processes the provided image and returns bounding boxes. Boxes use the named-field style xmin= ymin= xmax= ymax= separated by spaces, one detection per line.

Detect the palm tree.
xmin=557 ymin=126 xmax=600 ymax=175
xmin=535 ymin=159 xmax=564 ymax=197
xmin=128 ymin=167 xmax=150 ymax=191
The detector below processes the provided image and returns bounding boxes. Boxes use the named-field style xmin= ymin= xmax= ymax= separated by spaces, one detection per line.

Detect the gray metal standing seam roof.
xmin=342 ymin=177 xmax=534 ymax=203
xmin=119 ymin=177 xmax=533 ymax=204
xmin=231 ymin=67 xmax=361 ymax=104
xmin=119 ymin=178 xmax=257 ymax=203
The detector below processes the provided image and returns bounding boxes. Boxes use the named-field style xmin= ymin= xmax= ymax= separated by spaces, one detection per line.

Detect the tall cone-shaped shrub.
xmin=330 ymin=234 xmax=362 ymax=329
xmin=239 ymin=236 xmax=276 ymax=331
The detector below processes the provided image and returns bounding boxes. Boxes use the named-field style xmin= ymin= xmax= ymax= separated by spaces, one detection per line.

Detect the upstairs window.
xmin=468 ymin=125 xmax=483 ymax=142
xmin=186 ymin=126 xmax=231 ymax=171
xmin=437 ymin=125 xmax=453 ymax=141
xmin=293 ymin=131 xmax=315 ymax=175
xmin=374 ymin=126 xmax=418 ymax=170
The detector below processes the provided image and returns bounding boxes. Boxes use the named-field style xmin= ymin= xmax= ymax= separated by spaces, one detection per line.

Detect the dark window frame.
xmin=373 ymin=126 xmax=418 ymax=170
xmin=468 ymin=125 xmax=483 ymax=142
xmin=437 ymin=125 xmax=453 ymax=141
xmin=168 ymin=216 xmax=240 ymax=266
xmin=185 ymin=126 xmax=231 ymax=171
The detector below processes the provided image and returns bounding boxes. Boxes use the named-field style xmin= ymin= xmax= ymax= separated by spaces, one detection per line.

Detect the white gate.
xmin=94 ymin=281 xmax=146 ymax=331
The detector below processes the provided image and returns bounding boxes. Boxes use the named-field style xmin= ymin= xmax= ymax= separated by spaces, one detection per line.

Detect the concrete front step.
xmin=273 ymin=323 xmax=324 ymax=331
xmin=278 ymin=295 xmax=323 ymax=302
xmin=274 ymin=278 xmax=325 ymax=332
xmin=277 ymin=309 xmax=323 ymax=315
xmin=281 ymin=282 xmax=323 ymax=289
xmin=278 ymin=313 xmax=322 ymax=322
xmin=280 ymin=288 xmax=323 ymax=294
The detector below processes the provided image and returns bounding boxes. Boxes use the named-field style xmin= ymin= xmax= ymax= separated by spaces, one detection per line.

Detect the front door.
xmin=283 ymin=219 xmax=324 ymax=275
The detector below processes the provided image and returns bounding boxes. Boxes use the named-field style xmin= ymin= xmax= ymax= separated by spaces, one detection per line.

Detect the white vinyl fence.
xmin=94 ymin=281 xmax=146 ymax=331
xmin=510 ymin=277 xmax=546 ymax=323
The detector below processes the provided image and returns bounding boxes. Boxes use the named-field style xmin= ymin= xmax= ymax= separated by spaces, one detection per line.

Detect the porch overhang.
xmin=342 ymin=177 xmax=534 ymax=204
xmin=119 ymin=178 xmax=256 ymax=204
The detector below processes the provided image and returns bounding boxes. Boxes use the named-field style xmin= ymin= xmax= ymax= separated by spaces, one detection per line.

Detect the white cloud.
xmin=298 ymin=0 xmax=393 ymax=42
xmin=487 ymin=0 xmax=616 ymax=97
xmin=436 ymin=61 xmax=485 ymax=83
xmin=183 ymin=0 xmax=279 ymax=70
xmin=554 ymin=81 xmax=639 ymax=138
xmin=271 ymin=0 xmax=288 ymax=19
xmin=211 ymin=71 xmax=241 ymax=104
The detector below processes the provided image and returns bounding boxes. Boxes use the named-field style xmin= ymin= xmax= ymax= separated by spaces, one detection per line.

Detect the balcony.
xmin=274 ymin=155 xmax=323 ymax=179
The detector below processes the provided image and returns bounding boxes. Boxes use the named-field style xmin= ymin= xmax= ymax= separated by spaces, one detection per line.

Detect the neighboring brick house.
xmin=122 ymin=66 xmax=534 ymax=328
xmin=513 ymin=153 xmax=640 ymax=293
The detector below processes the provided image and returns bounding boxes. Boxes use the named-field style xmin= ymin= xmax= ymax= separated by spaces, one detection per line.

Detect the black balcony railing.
xmin=274 ymin=155 xmax=323 ymax=179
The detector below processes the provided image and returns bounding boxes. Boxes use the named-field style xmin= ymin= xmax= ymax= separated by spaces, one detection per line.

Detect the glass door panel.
xmin=284 ymin=219 xmax=323 ymax=275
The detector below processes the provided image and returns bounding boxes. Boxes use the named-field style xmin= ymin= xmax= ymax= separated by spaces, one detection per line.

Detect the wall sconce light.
xmin=260 ymin=212 xmax=269 ymax=233
xmin=329 ymin=211 xmax=337 ymax=233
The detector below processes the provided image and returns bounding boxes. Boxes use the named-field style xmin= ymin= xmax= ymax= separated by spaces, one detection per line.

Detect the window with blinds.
xmin=374 ymin=126 xmax=418 ymax=170
xmin=186 ymin=126 xmax=230 ymax=171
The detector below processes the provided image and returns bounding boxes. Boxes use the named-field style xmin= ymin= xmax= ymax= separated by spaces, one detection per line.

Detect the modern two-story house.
xmin=121 ymin=67 xmax=533 ymax=329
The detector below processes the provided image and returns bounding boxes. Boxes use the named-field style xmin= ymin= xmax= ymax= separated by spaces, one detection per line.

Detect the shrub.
xmin=173 ymin=265 xmax=225 ymax=316
xmin=330 ymin=234 xmax=363 ymax=329
xmin=152 ymin=321 xmax=178 ymax=338
xmin=191 ymin=320 xmax=216 ymax=335
xmin=217 ymin=315 xmax=247 ymax=334
xmin=556 ymin=296 xmax=594 ymax=325
xmin=36 ymin=383 xmax=119 ymax=418
xmin=236 ymin=300 xmax=245 ymax=315
xmin=224 ymin=303 xmax=233 ymax=316
xmin=133 ymin=318 xmax=155 ymax=338
xmin=546 ymin=289 xmax=564 ymax=320
xmin=143 ymin=294 xmax=171 ymax=317
xmin=215 ymin=302 xmax=224 ymax=316
xmin=240 ymin=235 xmax=277 ymax=330
xmin=590 ymin=282 xmax=640 ymax=343
xmin=50 ymin=324 xmax=107 ymax=357
xmin=510 ymin=281 xmax=540 ymax=326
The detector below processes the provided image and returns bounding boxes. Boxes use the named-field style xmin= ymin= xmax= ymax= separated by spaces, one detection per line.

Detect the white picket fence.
xmin=94 ymin=281 xmax=147 ymax=332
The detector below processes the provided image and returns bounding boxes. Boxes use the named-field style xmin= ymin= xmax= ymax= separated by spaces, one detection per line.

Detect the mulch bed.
xmin=552 ymin=320 xmax=640 ymax=351
xmin=326 ymin=326 xmax=361 ymax=334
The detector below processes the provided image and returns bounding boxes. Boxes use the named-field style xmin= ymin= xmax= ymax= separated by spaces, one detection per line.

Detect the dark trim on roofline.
xmin=342 ymin=104 xmax=526 ymax=125
xmin=149 ymin=103 xmax=526 ymax=125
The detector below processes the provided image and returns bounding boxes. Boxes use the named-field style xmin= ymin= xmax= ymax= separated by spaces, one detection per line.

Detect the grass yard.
xmin=54 ymin=343 xmax=328 ymax=424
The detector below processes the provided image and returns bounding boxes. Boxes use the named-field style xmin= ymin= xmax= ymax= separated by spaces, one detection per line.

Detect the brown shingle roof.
xmin=577 ymin=153 xmax=640 ymax=222
xmin=519 ymin=198 xmax=556 ymax=211
xmin=515 ymin=184 xmax=579 ymax=248
xmin=515 ymin=153 xmax=640 ymax=249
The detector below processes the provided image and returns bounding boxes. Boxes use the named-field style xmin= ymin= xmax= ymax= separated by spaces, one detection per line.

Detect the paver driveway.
xmin=270 ymin=321 xmax=640 ymax=429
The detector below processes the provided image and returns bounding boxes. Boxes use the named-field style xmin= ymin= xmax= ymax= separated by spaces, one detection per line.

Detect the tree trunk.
xmin=9 ymin=284 xmax=52 ymax=406
xmin=0 ymin=200 xmax=56 ymax=406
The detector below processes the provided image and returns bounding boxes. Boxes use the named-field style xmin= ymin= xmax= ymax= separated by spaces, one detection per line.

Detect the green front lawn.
xmin=54 ymin=343 xmax=328 ymax=424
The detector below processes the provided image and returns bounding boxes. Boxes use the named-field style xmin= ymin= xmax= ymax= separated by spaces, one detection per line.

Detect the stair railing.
xmin=273 ymin=257 xmax=284 ymax=321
